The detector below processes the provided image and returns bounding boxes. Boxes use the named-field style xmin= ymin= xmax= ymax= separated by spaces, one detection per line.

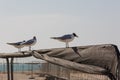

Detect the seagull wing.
xmin=24 ymin=39 xmax=34 ymax=45
xmin=51 ymin=34 xmax=72 ymax=40
xmin=61 ymin=34 xmax=72 ymax=40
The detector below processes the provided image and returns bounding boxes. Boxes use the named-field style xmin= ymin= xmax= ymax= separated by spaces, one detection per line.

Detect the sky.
xmin=0 ymin=0 xmax=120 ymax=62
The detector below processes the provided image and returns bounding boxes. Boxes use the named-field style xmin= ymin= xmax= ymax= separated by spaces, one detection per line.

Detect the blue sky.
xmin=0 ymin=0 xmax=120 ymax=62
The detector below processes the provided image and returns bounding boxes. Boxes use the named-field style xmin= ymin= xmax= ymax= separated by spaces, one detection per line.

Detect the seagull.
xmin=23 ymin=36 xmax=37 ymax=51
xmin=51 ymin=33 xmax=78 ymax=48
xmin=7 ymin=40 xmax=25 ymax=52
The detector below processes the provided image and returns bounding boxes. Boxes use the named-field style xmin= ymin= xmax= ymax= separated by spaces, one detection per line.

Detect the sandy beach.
xmin=0 ymin=71 xmax=110 ymax=80
xmin=0 ymin=72 xmax=46 ymax=80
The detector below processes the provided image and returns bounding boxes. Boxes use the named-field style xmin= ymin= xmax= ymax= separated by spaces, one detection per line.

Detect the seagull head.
xmin=23 ymin=40 xmax=26 ymax=42
xmin=33 ymin=36 xmax=36 ymax=40
xmin=73 ymin=33 xmax=78 ymax=37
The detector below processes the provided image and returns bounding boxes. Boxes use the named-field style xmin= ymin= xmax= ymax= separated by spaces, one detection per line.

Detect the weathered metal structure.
xmin=32 ymin=44 xmax=120 ymax=80
xmin=0 ymin=52 xmax=32 ymax=80
xmin=39 ymin=62 xmax=110 ymax=80
xmin=0 ymin=44 xmax=119 ymax=80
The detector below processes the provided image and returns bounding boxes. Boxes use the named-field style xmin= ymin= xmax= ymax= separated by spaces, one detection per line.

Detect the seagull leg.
xmin=66 ymin=42 xmax=69 ymax=48
xmin=66 ymin=42 xmax=67 ymax=48
xmin=67 ymin=43 xmax=69 ymax=48
xmin=18 ymin=48 xmax=21 ymax=52
xmin=20 ymin=48 xmax=21 ymax=52
xmin=29 ymin=46 xmax=31 ymax=51
xmin=18 ymin=49 xmax=19 ymax=52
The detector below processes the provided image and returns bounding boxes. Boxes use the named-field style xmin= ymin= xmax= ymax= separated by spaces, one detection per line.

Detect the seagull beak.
xmin=76 ymin=35 xmax=78 ymax=37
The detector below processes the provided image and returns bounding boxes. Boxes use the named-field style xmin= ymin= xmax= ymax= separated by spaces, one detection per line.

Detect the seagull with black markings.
xmin=23 ymin=36 xmax=37 ymax=51
xmin=51 ymin=33 xmax=78 ymax=48
xmin=7 ymin=40 xmax=25 ymax=52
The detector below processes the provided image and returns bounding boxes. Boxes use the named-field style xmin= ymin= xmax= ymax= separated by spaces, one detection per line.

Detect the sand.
xmin=0 ymin=72 xmax=46 ymax=80
xmin=0 ymin=71 xmax=110 ymax=80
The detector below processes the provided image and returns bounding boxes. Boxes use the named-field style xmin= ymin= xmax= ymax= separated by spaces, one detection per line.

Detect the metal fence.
xmin=0 ymin=61 xmax=110 ymax=80
xmin=39 ymin=62 xmax=110 ymax=80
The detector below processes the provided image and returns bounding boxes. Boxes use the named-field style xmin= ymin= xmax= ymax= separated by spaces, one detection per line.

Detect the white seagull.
xmin=51 ymin=33 xmax=78 ymax=48
xmin=23 ymin=36 xmax=37 ymax=51
xmin=7 ymin=40 xmax=25 ymax=52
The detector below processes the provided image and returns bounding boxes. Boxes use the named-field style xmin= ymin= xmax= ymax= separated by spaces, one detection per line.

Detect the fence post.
xmin=6 ymin=58 xmax=10 ymax=80
xmin=11 ymin=58 xmax=14 ymax=80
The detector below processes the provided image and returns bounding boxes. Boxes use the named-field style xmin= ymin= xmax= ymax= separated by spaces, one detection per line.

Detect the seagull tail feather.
xmin=50 ymin=37 xmax=58 ymax=39
xmin=7 ymin=43 xmax=14 ymax=45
